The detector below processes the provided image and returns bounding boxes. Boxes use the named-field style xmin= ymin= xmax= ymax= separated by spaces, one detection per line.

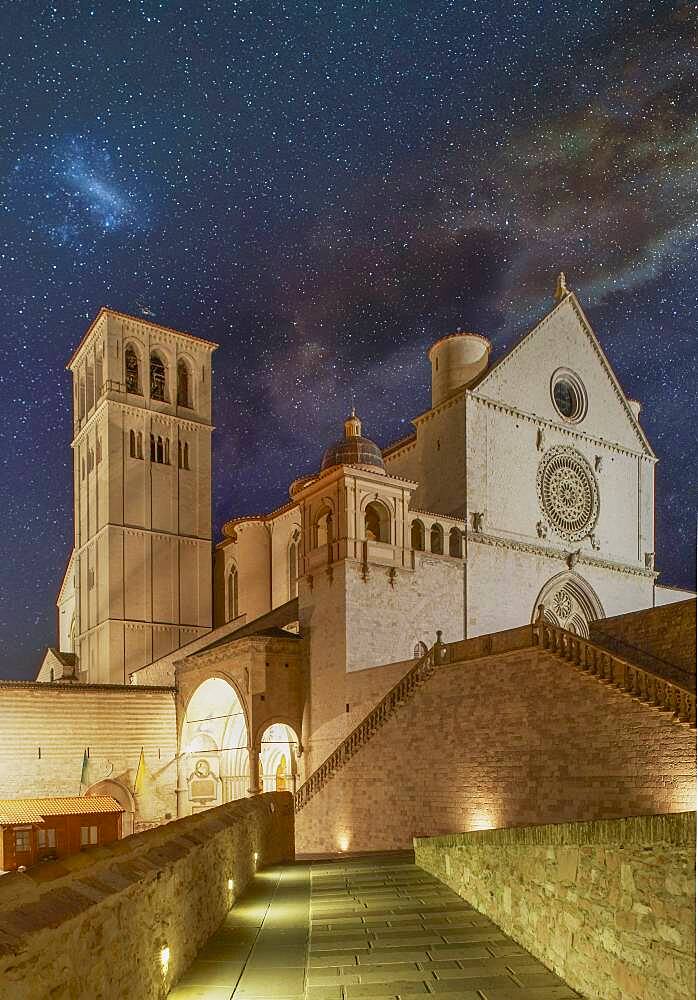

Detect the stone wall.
xmin=295 ymin=642 xmax=696 ymax=854
xmin=0 ymin=792 xmax=294 ymax=1000
xmin=414 ymin=812 xmax=696 ymax=1000
xmin=590 ymin=599 xmax=696 ymax=683
xmin=0 ymin=681 xmax=177 ymax=831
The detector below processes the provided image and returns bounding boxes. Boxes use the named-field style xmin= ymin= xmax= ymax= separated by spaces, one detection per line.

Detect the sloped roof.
xmin=48 ymin=649 xmax=77 ymax=668
xmin=0 ymin=796 xmax=123 ymax=825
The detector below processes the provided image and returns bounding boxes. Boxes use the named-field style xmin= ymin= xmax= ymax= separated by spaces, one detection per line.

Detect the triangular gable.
xmin=473 ymin=292 xmax=654 ymax=457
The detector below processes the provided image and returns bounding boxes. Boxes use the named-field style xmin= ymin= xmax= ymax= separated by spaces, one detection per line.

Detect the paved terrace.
xmin=169 ymin=853 xmax=579 ymax=1000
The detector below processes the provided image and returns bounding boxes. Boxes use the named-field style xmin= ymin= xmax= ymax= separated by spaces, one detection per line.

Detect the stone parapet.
xmin=0 ymin=792 xmax=294 ymax=1000
xmin=415 ymin=811 xmax=696 ymax=1000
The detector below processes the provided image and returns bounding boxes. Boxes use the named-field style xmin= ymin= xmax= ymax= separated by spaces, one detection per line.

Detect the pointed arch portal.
xmin=532 ymin=571 xmax=605 ymax=639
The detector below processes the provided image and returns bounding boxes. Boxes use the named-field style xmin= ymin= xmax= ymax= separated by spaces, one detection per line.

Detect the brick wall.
xmin=295 ymin=646 xmax=696 ymax=854
xmin=415 ymin=812 xmax=696 ymax=1000
xmin=0 ymin=792 xmax=294 ymax=1000
xmin=590 ymin=599 xmax=696 ymax=683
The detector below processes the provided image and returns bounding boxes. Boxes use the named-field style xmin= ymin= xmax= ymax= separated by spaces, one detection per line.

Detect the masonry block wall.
xmin=415 ymin=812 xmax=696 ymax=1000
xmin=295 ymin=647 xmax=696 ymax=854
xmin=0 ymin=793 xmax=294 ymax=1000
xmin=590 ymin=599 xmax=696 ymax=681
xmin=0 ymin=682 xmax=177 ymax=830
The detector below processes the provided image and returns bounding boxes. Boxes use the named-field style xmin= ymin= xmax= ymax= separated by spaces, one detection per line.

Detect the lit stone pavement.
xmin=168 ymin=853 xmax=580 ymax=999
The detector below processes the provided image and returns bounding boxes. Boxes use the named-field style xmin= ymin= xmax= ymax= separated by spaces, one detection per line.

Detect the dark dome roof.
xmin=320 ymin=412 xmax=385 ymax=473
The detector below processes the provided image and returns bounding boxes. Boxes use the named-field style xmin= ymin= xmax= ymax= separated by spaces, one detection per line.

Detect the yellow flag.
xmin=134 ymin=748 xmax=147 ymax=796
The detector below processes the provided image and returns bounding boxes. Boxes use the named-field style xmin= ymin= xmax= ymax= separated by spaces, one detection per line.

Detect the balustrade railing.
xmin=534 ymin=622 xmax=696 ymax=727
xmin=294 ymin=622 xmax=696 ymax=813
xmin=294 ymin=641 xmax=444 ymax=811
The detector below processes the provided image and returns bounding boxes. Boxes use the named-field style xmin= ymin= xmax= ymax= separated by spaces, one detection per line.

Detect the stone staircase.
xmin=533 ymin=621 xmax=697 ymax=727
xmin=294 ymin=622 xmax=697 ymax=813
xmin=294 ymin=639 xmax=440 ymax=811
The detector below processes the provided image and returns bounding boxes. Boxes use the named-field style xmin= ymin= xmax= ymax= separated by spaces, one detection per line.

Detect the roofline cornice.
xmin=67 ymin=307 xmax=218 ymax=370
xmin=467 ymin=390 xmax=656 ymax=462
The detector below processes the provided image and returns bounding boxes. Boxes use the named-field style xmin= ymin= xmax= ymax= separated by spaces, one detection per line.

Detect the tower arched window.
xmin=177 ymin=359 xmax=191 ymax=407
xmin=156 ymin=436 xmax=164 ymax=464
xmin=184 ymin=442 xmax=189 ymax=469
xmin=449 ymin=527 xmax=462 ymax=558
xmin=164 ymin=438 xmax=170 ymax=465
xmin=314 ymin=505 xmax=332 ymax=548
xmin=411 ymin=519 xmax=425 ymax=551
xmin=86 ymin=364 xmax=95 ymax=412
xmin=365 ymin=501 xmax=390 ymax=543
xmin=150 ymin=353 xmax=167 ymax=401
xmin=178 ymin=440 xmax=182 ymax=468
xmin=137 ymin=432 xmax=143 ymax=459
xmin=125 ymin=346 xmax=141 ymax=394
xmin=430 ymin=523 xmax=444 ymax=555
xmin=129 ymin=430 xmax=136 ymax=458
xmin=150 ymin=434 xmax=155 ymax=462
xmin=288 ymin=541 xmax=298 ymax=599
xmin=227 ymin=565 xmax=239 ymax=622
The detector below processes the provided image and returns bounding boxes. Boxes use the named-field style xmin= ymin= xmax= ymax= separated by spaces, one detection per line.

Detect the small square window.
xmin=14 ymin=829 xmax=31 ymax=852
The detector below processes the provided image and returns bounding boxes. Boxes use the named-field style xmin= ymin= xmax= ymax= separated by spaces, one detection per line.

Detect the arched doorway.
xmin=259 ymin=723 xmax=300 ymax=793
xmin=86 ymin=780 xmax=136 ymax=838
xmin=180 ymin=677 xmax=249 ymax=813
xmin=532 ymin=572 xmax=604 ymax=638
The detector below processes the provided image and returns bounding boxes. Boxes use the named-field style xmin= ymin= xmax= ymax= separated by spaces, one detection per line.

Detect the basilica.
xmin=13 ymin=276 xmax=687 ymax=835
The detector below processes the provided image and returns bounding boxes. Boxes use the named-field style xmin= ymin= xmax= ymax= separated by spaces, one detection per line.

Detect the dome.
xmin=320 ymin=411 xmax=385 ymax=474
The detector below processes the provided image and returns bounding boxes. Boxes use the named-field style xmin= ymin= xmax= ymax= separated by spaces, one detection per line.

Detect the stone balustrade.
xmin=295 ymin=619 xmax=696 ymax=814
xmin=294 ymin=643 xmax=438 ymax=811
xmin=534 ymin=621 xmax=696 ymax=727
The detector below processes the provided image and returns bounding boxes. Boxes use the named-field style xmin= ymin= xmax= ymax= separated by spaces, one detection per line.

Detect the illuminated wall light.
xmin=253 ymin=851 xmax=258 ymax=866
xmin=228 ymin=878 xmax=234 ymax=892
xmin=160 ymin=946 xmax=170 ymax=976
xmin=470 ymin=812 xmax=496 ymax=832
xmin=338 ymin=834 xmax=350 ymax=852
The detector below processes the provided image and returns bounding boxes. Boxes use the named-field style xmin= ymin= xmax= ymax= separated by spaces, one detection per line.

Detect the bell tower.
xmin=67 ymin=308 xmax=217 ymax=684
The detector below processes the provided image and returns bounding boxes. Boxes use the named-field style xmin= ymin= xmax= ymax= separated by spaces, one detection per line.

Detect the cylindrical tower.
xmin=427 ymin=332 xmax=491 ymax=408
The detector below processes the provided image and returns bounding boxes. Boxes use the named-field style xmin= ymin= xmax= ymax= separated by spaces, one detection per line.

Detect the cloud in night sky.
xmin=6 ymin=135 xmax=151 ymax=247
xmin=271 ymin=4 xmax=698 ymax=371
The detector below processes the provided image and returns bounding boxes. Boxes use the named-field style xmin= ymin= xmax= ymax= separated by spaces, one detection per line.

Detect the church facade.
xmin=33 ymin=278 xmax=686 ymax=827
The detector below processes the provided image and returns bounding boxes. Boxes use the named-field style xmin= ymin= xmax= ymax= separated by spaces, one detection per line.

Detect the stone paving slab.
xmin=306 ymin=854 xmax=580 ymax=1000
xmin=167 ymin=852 xmax=580 ymax=999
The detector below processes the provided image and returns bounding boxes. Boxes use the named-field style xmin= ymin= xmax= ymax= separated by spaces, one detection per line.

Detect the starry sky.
xmin=0 ymin=2 xmax=695 ymax=680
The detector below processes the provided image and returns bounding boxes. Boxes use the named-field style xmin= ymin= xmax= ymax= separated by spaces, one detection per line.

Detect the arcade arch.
xmin=259 ymin=722 xmax=300 ymax=793
xmin=180 ymin=677 xmax=250 ymax=812
xmin=86 ymin=779 xmax=136 ymax=837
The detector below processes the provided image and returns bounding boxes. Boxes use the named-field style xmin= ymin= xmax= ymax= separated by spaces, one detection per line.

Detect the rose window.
xmin=537 ymin=446 xmax=599 ymax=541
xmin=552 ymin=590 xmax=573 ymax=620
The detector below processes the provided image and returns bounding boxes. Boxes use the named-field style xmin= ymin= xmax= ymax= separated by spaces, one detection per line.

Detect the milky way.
xmin=0 ymin=1 xmax=695 ymax=678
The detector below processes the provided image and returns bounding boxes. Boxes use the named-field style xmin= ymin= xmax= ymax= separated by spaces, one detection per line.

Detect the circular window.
xmin=537 ymin=446 xmax=599 ymax=541
xmin=551 ymin=369 xmax=587 ymax=422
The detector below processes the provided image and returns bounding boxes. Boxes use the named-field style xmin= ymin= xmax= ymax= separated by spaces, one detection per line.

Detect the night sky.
xmin=1 ymin=2 xmax=695 ymax=680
